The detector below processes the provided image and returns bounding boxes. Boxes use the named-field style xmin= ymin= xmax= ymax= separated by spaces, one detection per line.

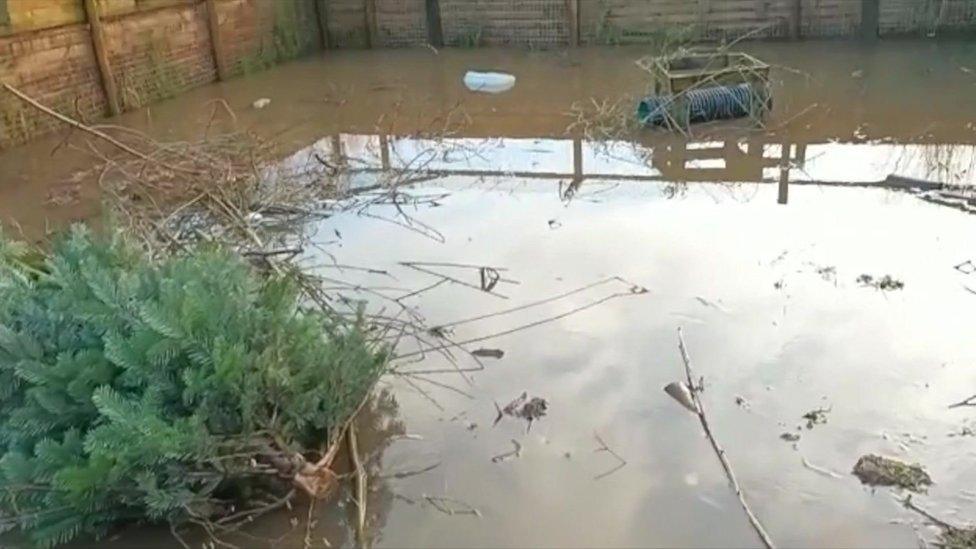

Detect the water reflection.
xmin=268 ymin=142 xmax=976 ymax=547
xmin=278 ymin=132 xmax=976 ymax=212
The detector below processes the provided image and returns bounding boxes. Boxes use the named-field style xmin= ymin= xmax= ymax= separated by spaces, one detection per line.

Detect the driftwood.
xmin=677 ymin=328 xmax=775 ymax=549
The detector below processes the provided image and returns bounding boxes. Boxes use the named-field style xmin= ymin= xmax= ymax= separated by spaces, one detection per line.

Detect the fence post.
xmin=425 ymin=0 xmax=444 ymax=47
xmin=82 ymin=0 xmax=121 ymax=116
xmin=364 ymin=0 xmax=377 ymax=47
xmin=861 ymin=0 xmax=880 ymax=40
xmin=790 ymin=0 xmax=802 ymax=39
xmin=314 ymin=0 xmax=332 ymax=49
xmin=698 ymin=0 xmax=709 ymax=39
xmin=565 ymin=0 xmax=580 ymax=46
xmin=204 ymin=0 xmax=229 ymax=80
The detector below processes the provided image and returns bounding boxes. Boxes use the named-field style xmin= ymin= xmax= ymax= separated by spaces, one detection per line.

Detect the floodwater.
xmin=5 ymin=40 xmax=976 ymax=548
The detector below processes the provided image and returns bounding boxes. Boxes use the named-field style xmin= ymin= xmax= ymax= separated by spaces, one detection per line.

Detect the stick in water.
xmin=1 ymin=82 xmax=197 ymax=173
xmin=677 ymin=327 xmax=776 ymax=549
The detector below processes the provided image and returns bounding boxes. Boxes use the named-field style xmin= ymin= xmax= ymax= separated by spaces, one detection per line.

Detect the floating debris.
xmin=852 ymin=454 xmax=932 ymax=492
xmin=423 ymin=495 xmax=482 ymax=517
xmin=517 ymin=397 xmax=548 ymax=428
xmin=593 ymin=433 xmax=627 ymax=480
xmin=694 ymin=296 xmax=731 ymax=313
xmin=471 ymin=348 xmax=505 ymax=359
xmin=664 ymin=381 xmax=698 ymax=413
xmin=252 ymin=97 xmax=271 ymax=109
xmin=955 ymin=260 xmax=976 ymax=275
xmin=948 ymin=425 xmax=975 ymax=438
xmin=801 ymin=457 xmax=845 ymax=479
xmin=734 ymin=395 xmax=750 ymax=409
xmin=815 ymin=265 xmax=837 ymax=284
xmin=857 ymin=274 xmax=905 ymax=291
xmin=427 ymin=325 xmax=455 ymax=338
xmin=463 ymin=70 xmax=516 ymax=94
xmin=493 ymin=392 xmax=548 ymax=431
xmin=496 ymin=392 xmax=527 ymax=424
xmin=802 ymin=407 xmax=831 ymax=429
xmin=780 ymin=432 xmax=801 ymax=442
xmin=491 ymin=439 xmax=522 ymax=463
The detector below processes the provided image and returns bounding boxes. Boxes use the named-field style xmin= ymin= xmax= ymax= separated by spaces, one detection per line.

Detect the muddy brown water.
xmin=4 ymin=41 xmax=976 ymax=547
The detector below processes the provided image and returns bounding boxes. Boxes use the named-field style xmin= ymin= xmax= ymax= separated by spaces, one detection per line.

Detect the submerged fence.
xmin=1 ymin=0 xmax=975 ymax=148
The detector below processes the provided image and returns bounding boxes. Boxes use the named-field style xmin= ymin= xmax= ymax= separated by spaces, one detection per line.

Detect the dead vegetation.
xmin=852 ymin=455 xmax=932 ymax=493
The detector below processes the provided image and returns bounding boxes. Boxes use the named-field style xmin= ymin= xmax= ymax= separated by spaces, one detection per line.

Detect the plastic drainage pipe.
xmin=638 ymin=83 xmax=768 ymax=127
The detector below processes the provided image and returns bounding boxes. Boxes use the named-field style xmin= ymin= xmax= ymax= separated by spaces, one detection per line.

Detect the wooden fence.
xmin=0 ymin=0 xmax=974 ymax=147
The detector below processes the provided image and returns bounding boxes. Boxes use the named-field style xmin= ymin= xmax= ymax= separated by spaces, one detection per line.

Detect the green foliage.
xmin=0 ymin=226 xmax=386 ymax=547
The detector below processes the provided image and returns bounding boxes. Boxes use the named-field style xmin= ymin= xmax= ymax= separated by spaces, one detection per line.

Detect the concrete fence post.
xmin=82 ymin=0 xmax=121 ymax=116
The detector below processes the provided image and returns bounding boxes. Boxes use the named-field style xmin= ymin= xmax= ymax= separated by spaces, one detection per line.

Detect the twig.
xmin=949 ymin=394 xmax=976 ymax=409
xmin=423 ymin=495 xmax=481 ymax=517
xmin=214 ymin=489 xmax=296 ymax=527
xmin=400 ymin=375 xmax=445 ymax=411
xmin=491 ymin=439 xmax=522 ymax=463
xmin=170 ymin=522 xmax=192 ymax=549
xmin=395 ymin=372 xmax=475 ymax=399
xmin=393 ymin=288 xmax=645 ymax=360
xmin=347 ymin=424 xmax=367 ymax=548
xmin=303 ymin=497 xmax=316 ymax=549
xmin=800 ymin=457 xmax=844 ymax=480
xmin=391 ymin=366 xmax=484 ymax=376
xmin=902 ymin=495 xmax=956 ymax=531
xmin=677 ymin=328 xmax=775 ymax=549
xmin=380 ymin=462 xmax=441 ymax=480
xmin=400 ymin=262 xmax=511 ymax=299
xmin=419 ymin=277 xmax=638 ymax=333
xmin=593 ymin=433 xmax=627 ymax=480
xmin=1 ymin=82 xmax=197 ymax=174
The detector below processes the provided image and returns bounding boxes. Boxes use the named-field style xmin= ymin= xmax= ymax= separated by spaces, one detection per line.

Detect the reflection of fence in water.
xmin=294 ymin=133 xmax=976 ymax=207
xmin=652 ymin=139 xmax=808 ymax=204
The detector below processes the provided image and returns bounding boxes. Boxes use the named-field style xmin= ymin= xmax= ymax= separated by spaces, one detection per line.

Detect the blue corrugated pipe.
xmin=638 ymin=83 xmax=768 ymax=127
